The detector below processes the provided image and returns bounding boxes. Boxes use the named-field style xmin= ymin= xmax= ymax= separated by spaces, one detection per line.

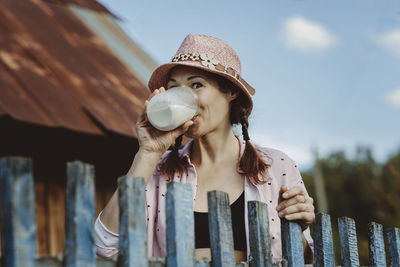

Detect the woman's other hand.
xmin=276 ymin=185 xmax=315 ymax=231
xmin=136 ymin=87 xmax=194 ymax=155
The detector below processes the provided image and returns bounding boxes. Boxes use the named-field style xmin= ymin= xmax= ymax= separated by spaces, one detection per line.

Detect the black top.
xmin=194 ymin=191 xmax=246 ymax=252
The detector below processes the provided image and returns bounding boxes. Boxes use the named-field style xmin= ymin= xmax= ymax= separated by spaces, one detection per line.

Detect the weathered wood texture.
xmin=313 ymin=213 xmax=335 ymax=267
xmin=65 ymin=161 xmax=96 ymax=267
xmin=281 ymin=219 xmax=304 ymax=267
xmin=368 ymin=222 xmax=386 ymax=267
xmin=118 ymin=176 xmax=147 ymax=267
xmin=207 ymin=190 xmax=235 ymax=267
xmin=387 ymin=227 xmax=400 ymax=267
xmin=0 ymin=157 xmax=37 ymax=267
xmin=338 ymin=217 xmax=360 ymax=267
xmin=247 ymin=201 xmax=272 ymax=267
xmin=166 ymin=182 xmax=195 ymax=267
xmin=1 ymin=156 xmax=400 ymax=267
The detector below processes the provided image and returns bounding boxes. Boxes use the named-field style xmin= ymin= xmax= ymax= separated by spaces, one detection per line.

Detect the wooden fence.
xmin=0 ymin=156 xmax=399 ymax=267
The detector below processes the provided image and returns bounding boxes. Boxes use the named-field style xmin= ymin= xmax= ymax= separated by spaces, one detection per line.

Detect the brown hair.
xmin=159 ymin=70 xmax=271 ymax=185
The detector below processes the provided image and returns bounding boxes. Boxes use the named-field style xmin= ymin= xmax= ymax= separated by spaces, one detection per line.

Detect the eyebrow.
xmin=168 ymin=76 xmax=203 ymax=82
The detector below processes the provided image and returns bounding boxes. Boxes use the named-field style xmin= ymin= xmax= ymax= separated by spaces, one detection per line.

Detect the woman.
xmin=95 ymin=34 xmax=315 ymax=263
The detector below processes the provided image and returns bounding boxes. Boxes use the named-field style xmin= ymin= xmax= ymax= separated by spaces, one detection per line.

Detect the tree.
xmin=301 ymin=146 xmax=400 ymax=265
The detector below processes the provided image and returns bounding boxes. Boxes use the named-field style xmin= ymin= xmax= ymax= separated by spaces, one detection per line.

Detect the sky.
xmin=98 ymin=0 xmax=400 ymax=170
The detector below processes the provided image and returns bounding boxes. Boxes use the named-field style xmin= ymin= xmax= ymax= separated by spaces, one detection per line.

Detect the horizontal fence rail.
xmin=0 ymin=156 xmax=400 ymax=267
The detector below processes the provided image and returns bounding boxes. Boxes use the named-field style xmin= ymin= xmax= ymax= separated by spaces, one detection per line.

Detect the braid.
xmin=174 ymin=134 xmax=183 ymax=149
xmin=238 ymin=108 xmax=270 ymax=185
xmin=159 ymin=134 xmax=187 ymax=181
xmin=240 ymin=115 xmax=250 ymax=141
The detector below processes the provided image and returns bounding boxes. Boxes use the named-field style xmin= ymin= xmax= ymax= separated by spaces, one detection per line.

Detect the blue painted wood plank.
xmin=281 ymin=219 xmax=304 ymax=267
xmin=387 ymin=227 xmax=400 ymax=267
xmin=338 ymin=217 xmax=360 ymax=267
xmin=0 ymin=157 xmax=37 ymax=267
xmin=313 ymin=213 xmax=335 ymax=267
xmin=207 ymin=190 xmax=235 ymax=267
xmin=118 ymin=176 xmax=148 ymax=267
xmin=368 ymin=222 xmax=386 ymax=267
xmin=166 ymin=182 xmax=195 ymax=267
xmin=64 ymin=161 xmax=96 ymax=267
xmin=195 ymin=260 xmax=210 ymax=267
xmin=149 ymin=258 xmax=165 ymax=267
xmin=247 ymin=201 xmax=272 ymax=267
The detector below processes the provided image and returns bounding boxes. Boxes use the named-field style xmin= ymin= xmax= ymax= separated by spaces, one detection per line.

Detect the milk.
xmin=148 ymin=104 xmax=197 ymax=131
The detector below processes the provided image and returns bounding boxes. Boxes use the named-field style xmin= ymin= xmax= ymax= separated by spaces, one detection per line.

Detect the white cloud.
xmin=376 ymin=29 xmax=400 ymax=57
xmin=282 ymin=16 xmax=338 ymax=52
xmin=384 ymin=87 xmax=400 ymax=109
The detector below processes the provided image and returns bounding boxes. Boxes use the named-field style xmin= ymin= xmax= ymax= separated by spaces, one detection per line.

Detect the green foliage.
xmin=301 ymin=146 xmax=400 ymax=265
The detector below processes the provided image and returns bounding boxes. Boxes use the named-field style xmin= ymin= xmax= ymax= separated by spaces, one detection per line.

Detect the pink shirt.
xmin=95 ymin=135 xmax=313 ymax=263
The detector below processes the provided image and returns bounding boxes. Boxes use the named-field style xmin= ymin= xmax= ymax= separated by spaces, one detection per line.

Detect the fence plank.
xmin=117 ymin=176 xmax=147 ymax=267
xmin=207 ymin=190 xmax=235 ymax=267
xmin=149 ymin=258 xmax=165 ymax=267
xmin=368 ymin=222 xmax=386 ymax=267
xmin=338 ymin=217 xmax=360 ymax=267
xmin=247 ymin=201 xmax=272 ymax=267
xmin=313 ymin=213 xmax=335 ymax=267
xmin=281 ymin=219 xmax=304 ymax=267
xmin=118 ymin=176 xmax=149 ymax=266
xmin=0 ymin=157 xmax=37 ymax=267
xmin=166 ymin=182 xmax=195 ymax=267
xmin=64 ymin=161 xmax=96 ymax=267
xmin=196 ymin=260 xmax=210 ymax=267
xmin=387 ymin=227 xmax=400 ymax=267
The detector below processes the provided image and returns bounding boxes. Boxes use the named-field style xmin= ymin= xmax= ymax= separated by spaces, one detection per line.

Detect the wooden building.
xmin=0 ymin=0 xmax=157 ymax=257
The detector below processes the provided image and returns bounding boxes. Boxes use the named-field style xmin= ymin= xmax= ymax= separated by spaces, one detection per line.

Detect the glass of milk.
xmin=147 ymin=86 xmax=199 ymax=131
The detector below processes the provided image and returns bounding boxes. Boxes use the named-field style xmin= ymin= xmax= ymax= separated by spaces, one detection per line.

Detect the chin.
xmin=184 ymin=124 xmax=202 ymax=139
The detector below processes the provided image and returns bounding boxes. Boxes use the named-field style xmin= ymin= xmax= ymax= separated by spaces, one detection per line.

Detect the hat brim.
xmin=148 ymin=61 xmax=253 ymax=115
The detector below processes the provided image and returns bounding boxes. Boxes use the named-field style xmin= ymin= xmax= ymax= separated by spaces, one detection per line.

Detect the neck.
xmin=191 ymin=125 xmax=240 ymax=166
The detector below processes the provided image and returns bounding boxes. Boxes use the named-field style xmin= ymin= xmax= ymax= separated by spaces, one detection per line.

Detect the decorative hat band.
xmin=171 ymin=52 xmax=255 ymax=95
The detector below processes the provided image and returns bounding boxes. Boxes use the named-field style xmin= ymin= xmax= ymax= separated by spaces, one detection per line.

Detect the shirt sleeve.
xmin=94 ymin=210 xmax=120 ymax=258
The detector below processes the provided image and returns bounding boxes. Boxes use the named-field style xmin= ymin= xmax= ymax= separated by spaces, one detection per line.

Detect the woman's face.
xmin=167 ymin=66 xmax=236 ymax=138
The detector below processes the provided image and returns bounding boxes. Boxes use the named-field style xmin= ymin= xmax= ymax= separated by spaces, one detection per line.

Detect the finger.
xmin=278 ymin=203 xmax=314 ymax=217
xmin=277 ymin=194 xmax=306 ymax=212
xmin=148 ymin=88 xmax=162 ymax=101
xmin=279 ymin=185 xmax=288 ymax=195
xmin=137 ymin=100 xmax=150 ymax=125
xmin=170 ymin=120 xmax=194 ymax=138
xmin=281 ymin=186 xmax=305 ymax=200
xmin=143 ymin=100 xmax=149 ymax=116
xmin=284 ymin=211 xmax=315 ymax=223
xmin=278 ymin=185 xmax=288 ymax=203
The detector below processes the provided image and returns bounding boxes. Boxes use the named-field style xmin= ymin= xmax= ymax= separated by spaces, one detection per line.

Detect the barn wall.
xmin=0 ymin=117 xmax=138 ymax=256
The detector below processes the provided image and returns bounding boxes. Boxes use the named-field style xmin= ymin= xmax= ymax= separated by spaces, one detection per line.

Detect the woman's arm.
xmin=99 ymin=149 xmax=163 ymax=234
xmin=99 ymin=87 xmax=194 ymax=235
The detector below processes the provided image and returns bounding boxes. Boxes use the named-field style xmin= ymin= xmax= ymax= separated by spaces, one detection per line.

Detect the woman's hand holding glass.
xmin=136 ymin=87 xmax=194 ymax=155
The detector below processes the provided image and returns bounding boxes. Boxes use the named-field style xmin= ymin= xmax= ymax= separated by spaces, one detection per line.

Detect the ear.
xmin=227 ymin=90 xmax=240 ymax=102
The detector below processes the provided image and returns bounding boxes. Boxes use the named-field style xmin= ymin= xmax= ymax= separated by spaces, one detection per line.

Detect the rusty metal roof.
xmin=44 ymin=0 xmax=116 ymax=17
xmin=0 ymin=0 xmax=153 ymax=138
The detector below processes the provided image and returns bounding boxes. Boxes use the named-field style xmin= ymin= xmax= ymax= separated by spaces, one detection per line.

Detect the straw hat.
xmin=148 ymin=34 xmax=255 ymax=114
